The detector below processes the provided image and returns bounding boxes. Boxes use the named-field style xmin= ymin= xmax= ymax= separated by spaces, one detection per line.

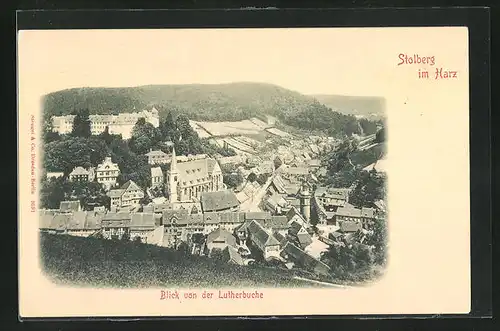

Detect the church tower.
xmin=299 ymin=182 xmax=311 ymax=223
xmin=168 ymin=147 xmax=179 ymax=202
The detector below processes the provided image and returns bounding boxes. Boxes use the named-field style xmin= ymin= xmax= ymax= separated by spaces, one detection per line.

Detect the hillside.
xmin=43 ymin=83 xmax=378 ymax=136
xmin=311 ymin=94 xmax=386 ymax=119
xmin=40 ymin=233 xmax=328 ymax=288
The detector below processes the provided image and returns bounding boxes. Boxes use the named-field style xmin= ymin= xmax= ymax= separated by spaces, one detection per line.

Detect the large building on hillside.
xmin=51 ymin=108 xmax=160 ymax=139
xmin=166 ymin=148 xmax=224 ymax=203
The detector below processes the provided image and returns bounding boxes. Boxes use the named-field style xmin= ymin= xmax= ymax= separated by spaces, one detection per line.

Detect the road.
xmin=239 ymin=165 xmax=285 ymax=212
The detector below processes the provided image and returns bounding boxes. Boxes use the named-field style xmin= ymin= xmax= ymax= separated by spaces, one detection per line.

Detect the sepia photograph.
xmin=39 ymin=68 xmax=387 ymax=290
xmin=18 ymin=26 xmax=471 ymax=317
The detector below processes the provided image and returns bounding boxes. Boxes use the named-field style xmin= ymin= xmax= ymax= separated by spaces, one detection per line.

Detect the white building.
xmin=46 ymin=172 xmax=64 ymax=180
xmin=151 ymin=166 xmax=164 ymax=188
xmin=145 ymin=149 xmax=170 ymax=165
xmin=69 ymin=166 xmax=95 ymax=182
xmin=51 ymin=115 xmax=76 ymax=134
xmin=96 ymin=157 xmax=120 ymax=190
xmin=51 ymin=108 xmax=160 ymax=139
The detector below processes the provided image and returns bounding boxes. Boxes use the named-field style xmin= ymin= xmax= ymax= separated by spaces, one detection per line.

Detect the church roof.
xmin=171 ymin=157 xmax=221 ymax=185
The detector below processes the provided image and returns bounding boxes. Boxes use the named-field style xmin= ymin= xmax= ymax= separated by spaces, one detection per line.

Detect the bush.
xmin=247 ymin=173 xmax=258 ymax=183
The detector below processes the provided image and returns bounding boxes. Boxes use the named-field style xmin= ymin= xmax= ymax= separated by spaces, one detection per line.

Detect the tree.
xmin=42 ymin=117 xmax=61 ymax=144
xmin=365 ymin=218 xmax=388 ymax=266
xmin=223 ymin=172 xmax=244 ymax=189
xmin=40 ymin=176 xmax=66 ymax=209
xmin=222 ymin=164 xmax=244 ymax=189
xmin=149 ymin=185 xmax=164 ymax=198
xmin=359 ymin=118 xmax=379 ymax=135
xmin=375 ymin=127 xmax=385 ymax=143
xmin=43 ymin=136 xmax=108 ymax=174
xmin=348 ymin=170 xmax=386 ymax=208
xmin=247 ymin=173 xmax=257 ymax=183
xmin=191 ymin=233 xmax=205 ymax=245
xmin=121 ymin=232 xmax=130 ymax=241
xmin=177 ymin=241 xmax=190 ymax=256
xmin=159 ymin=110 xmax=176 ymax=142
xmin=139 ymin=194 xmax=152 ymax=206
xmin=133 ymin=236 xmax=142 ymax=244
xmin=71 ymin=108 xmax=92 ymax=138
xmin=129 ymin=119 xmax=162 ymax=155
xmin=98 ymin=126 xmax=121 ymax=146
xmin=256 ymin=173 xmax=270 ymax=186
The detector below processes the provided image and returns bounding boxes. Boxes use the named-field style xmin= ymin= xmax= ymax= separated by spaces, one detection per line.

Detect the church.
xmin=166 ymin=148 xmax=225 ymax=203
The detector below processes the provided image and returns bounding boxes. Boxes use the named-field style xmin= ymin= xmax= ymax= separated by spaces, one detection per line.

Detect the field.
xmin=40 ymin=233 xmax=329 ymax=288
xmin=193 ymin=119 xmax=265 ymax=137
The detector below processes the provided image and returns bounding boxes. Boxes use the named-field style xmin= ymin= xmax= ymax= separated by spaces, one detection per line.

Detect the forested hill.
xmin=311 ymin=94 xmax=386 ymax=119
xmin=43 ymin=83 xmax=379 ymax=137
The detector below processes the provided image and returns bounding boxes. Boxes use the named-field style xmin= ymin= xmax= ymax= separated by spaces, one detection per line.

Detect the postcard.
xmin=18 ymin=27 xmax=470 ymax=318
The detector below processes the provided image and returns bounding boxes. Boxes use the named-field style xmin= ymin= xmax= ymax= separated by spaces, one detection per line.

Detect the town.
xmin=40 ymin=106 xmax=387 ymax=285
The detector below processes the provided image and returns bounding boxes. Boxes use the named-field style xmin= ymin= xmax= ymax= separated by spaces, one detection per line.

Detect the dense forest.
xmin=43 ymin=83 xmax=381 ymax=137
xmin=41 ymin=109 xmax=235 ymax=210
xmin=315 ymin=136 xmax=388 ymax=281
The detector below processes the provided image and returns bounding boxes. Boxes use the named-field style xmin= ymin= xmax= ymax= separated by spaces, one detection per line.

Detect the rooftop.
xmin=246 ymin=220 xmax=280 ymax=248
xmin=59 ymin=200 xmax=81 ymax=212
xmin=69 ymin=167 xmax=89 ymax=176
xmin=206 ymin=227 xmax=237 ymax=247
xmin=200 ymin=190 xmax=240 ymax=212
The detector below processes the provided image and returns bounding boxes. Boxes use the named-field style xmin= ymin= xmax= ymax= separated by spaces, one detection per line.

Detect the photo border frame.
xmin=12 ymin=6 xmax=492 ymax=327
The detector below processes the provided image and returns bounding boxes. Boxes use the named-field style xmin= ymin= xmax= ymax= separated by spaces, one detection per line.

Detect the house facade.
xmin=46 ymin=171 xmax=64 ymax=180
xmin=314 ymin=187 xmax=350 ymax=212
xmin=244 ymin=220 xmax=281 ymax=260
xmin=205 ymin=227 xmax=238 ymax=255
xmin=100 ymin=212 xmax=132 ymax=240
xmin=129 ymin=212 xmax=156 ymax=243
xmin=151 ymin=166 xmax=164 ymax=188
xmin=96 ymin=157 xmax=120 ymax=190
xmin=59 ymin=200 xmax=82 ymax=213
xmin=107 ymin=180 xmax=144 ymax=210
xmin=146 ymin=149 xmax=170 ymax=165
xmin=69 ymin=166 xmax=93 ymax=182
xmin=335 ymin=206 xmax=376 ymax=229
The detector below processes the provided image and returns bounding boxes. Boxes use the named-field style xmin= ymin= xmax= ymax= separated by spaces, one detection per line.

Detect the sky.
xmin=17 ymin=28 xmax=402 ymax=97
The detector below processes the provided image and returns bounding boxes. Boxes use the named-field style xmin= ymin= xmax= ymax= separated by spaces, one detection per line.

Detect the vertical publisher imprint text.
xmin=30 ymin=114 xmax=36 ymax=212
